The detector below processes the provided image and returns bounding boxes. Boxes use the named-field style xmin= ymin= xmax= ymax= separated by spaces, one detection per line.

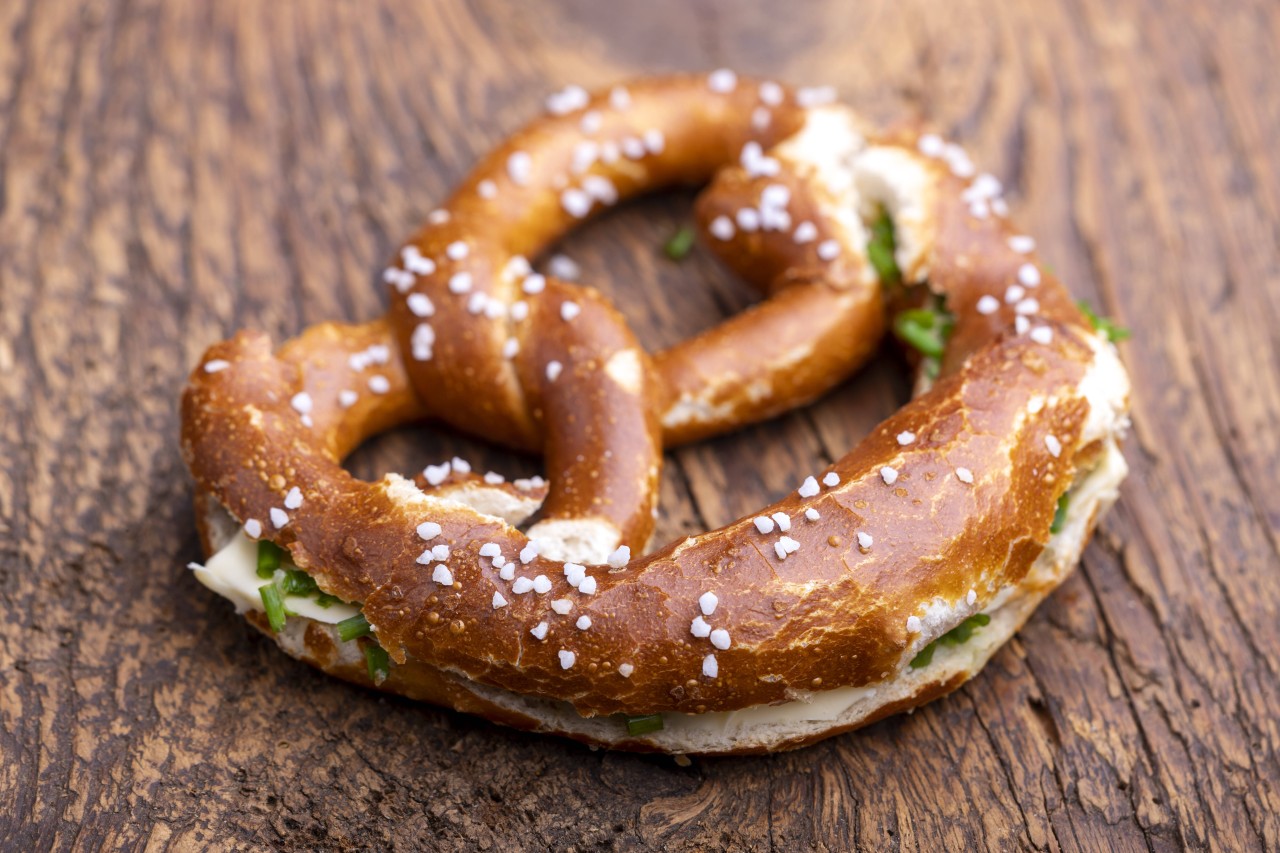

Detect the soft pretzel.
xmin=182 ymin=73 xmax=1130 ymax=755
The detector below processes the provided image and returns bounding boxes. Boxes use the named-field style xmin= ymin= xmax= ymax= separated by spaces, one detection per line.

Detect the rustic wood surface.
xmin=1 ymin=0 xmax=1277 ymax=850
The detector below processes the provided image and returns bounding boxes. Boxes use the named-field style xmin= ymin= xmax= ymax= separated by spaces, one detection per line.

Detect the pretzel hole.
xmin=539 ymin=191 xmax=764 ymax=352
xmin=342 ymin=421 xmax=548 ymax=520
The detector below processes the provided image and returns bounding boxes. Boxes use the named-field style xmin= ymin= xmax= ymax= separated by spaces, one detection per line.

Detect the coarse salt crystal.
xmin=708 ymin=68 xmax=737 ymax=93
xmin=709 ymin=215 xmax=735 ymax=241
xmin=561 ymin=188 xmax=592 ymax=218
xmin=507 ymin=151 xmax=532 ymax=185
xmin=407 ymin=293 xmax=434 ymax=317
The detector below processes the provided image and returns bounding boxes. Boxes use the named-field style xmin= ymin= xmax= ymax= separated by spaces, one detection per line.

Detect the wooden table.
xmin=2 ymin=1 xmax=1277 ymax=849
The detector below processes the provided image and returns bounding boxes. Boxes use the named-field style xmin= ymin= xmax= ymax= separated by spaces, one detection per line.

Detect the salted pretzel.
xmin=182 ymin=73 xmax=1130 ymax=755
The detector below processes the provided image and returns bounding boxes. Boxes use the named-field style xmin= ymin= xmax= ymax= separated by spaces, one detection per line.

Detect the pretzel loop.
xmin=379 ymin=78 xmax=883 ymax=560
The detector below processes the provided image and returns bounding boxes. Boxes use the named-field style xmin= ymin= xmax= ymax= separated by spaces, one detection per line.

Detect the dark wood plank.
xmin=0 ymin=0 xmax=1276 ymax=850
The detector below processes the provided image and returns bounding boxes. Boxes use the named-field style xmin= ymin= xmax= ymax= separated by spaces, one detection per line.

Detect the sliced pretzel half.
xmin=183 ymin=73 xmax=1130 ymax=754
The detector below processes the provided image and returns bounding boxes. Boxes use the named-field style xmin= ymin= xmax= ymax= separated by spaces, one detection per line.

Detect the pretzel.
xmin=183 ymin=73 xmax=1131 ymax=755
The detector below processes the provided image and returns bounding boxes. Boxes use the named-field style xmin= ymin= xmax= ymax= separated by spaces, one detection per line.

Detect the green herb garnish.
xmin=910 ymin=640 xmax=939 ymax=669
xmin=867 ymin=208 xmax=901 ymax=288
xmin=281 ymin=568 xmax=319 ymax=598
xmin=909 ymin=613 xmax=992 ymax=669
xmin=314 ymin=593 xmax=342 ymax=609
xmin=256 ymin=540 xmax=286 ymax=579
xmin=1050 ymin=493 xmax=1070 ymax=535
xmin=893 ymin=305 xmax=954 ymax=359
xmin=1076 ymin=300 xmax=1130 ymax=342
xmin=663 ymin=226 xmax=696 ymax=261
xmin=337 ymin=612 xmax=372 ymax=642
xmin=625 ymin=714 xmax=665 ymax=736
xmin=364 ymin=643 xmax=390 ymax=682
xmin=259 ymin=583 xmax=287 ymax=633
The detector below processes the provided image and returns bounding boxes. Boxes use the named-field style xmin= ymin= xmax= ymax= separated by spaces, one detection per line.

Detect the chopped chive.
xmin=909 ymin=613 xmax=992 ymax=669
xmin=923 ymin=356 xmax=941 ymax=381
xmin=663 ymin=226 xmax=696 ymax=261
xmin=337 ymin=612 xmax=372 ymax=642
xmin=1076 ymin=299 xmax=1130 ymax=342
xmin=867 ymin=208 xmax=901 ymax=288
xmin=893 ymin=309 xmax=947 ymax=358
xmin=364 ymin=643 xmax=390 ymax=682
xmin=256 ymin=540 xmax=286 ymax=578
xmin=1050 ymin=493 xmax=1070 ymax=535
xmin=910 ymin=642 xmax=936 ymax=669
xmin=259 ymin=584 xmax=286 ymax=633
xmin=314 ymin=593 xmax=342 ymax=609
xmin=940 ymin=612 xmax=991 ymax=645
xmin=625 ymin=714 xmax=665 ymax=736
xmin=281 ymin=568 xmax=319 ymax=597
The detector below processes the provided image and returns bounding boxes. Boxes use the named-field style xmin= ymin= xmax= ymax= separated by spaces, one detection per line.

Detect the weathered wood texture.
xmin=1 ymin=0 xmax=1276 ymax=850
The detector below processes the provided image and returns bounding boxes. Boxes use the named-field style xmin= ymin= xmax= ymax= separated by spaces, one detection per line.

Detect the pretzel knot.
xmin=183 ymin=74 xmax=1131 ymax=754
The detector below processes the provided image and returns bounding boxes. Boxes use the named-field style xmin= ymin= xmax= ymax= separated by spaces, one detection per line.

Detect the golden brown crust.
xmin=181 ymin=73 xmax=1130 ymax=748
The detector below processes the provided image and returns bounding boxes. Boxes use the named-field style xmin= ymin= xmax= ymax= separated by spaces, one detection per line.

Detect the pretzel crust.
xmin=182 ymin=74 xmax=1130 ymax=753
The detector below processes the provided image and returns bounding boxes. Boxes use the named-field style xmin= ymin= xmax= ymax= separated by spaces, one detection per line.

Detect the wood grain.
xmin=1 ymin=0 xmax=1277 ymax=849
